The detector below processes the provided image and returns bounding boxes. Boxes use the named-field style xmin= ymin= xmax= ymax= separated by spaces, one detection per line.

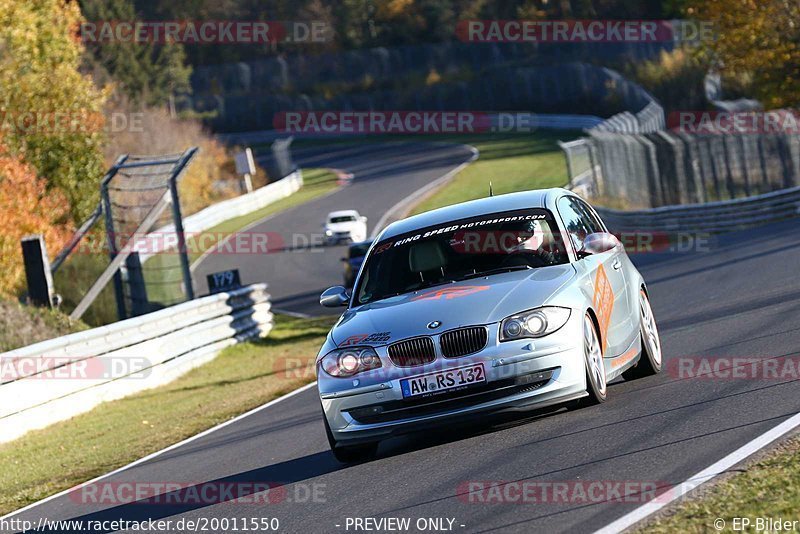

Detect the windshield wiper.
xmin=457 ymin=264 xmax=532 ymax=281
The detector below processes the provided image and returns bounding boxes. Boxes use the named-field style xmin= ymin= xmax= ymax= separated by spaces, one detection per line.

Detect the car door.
xmin=557 ymin=196 xmax=631 ymax=358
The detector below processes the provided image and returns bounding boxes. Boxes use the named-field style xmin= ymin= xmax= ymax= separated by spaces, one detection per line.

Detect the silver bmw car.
xmin=316 ymin=188 xmax=662 ymax=462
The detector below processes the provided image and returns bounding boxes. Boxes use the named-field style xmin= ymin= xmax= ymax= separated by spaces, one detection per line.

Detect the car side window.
xmin=557 ymin=197 xmax=592 ymax=253
xmin=572 ymin=198 xmax=605 ymax=234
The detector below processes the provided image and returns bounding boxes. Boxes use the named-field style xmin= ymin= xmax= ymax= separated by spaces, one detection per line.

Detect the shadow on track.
xmin=30 ymin=453 xmax=340 ymax=534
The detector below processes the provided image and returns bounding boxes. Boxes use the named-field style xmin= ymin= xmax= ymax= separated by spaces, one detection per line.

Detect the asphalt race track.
xmin=192 ymin=142 xmax=475 ymax=316
xmin=8 ymin=144 xmax=800 ymax=534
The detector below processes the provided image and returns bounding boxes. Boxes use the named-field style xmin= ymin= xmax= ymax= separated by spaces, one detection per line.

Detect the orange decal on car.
xmin=592 ymin=265 xmax=614 ymax=354
xmin=410 ymin=285 xmax=490 ymax=301
xmin=612 ymin=344 xmax=639 ymax=369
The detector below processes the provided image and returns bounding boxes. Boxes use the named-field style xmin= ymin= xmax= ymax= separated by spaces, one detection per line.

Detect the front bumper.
xmin=326 ymin=234 xmax=351 ymax=244
xmin=318 ymin=316 xmax=587 ymax=445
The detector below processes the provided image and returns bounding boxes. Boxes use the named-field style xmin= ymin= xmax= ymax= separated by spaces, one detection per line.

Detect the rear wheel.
xmin=323 ymin=412 xmax=378 ymax=463
xmin=578 ymin=313 xmax=607 ymax=406
xmin=622 ymin=290 xmax=662 ymax=380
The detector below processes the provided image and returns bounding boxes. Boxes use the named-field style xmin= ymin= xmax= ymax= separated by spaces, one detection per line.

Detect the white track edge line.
xmin=593 ymin=411 xmax=800 ymax=534
xmin=0 ymin=381 xmax=318 ymax=520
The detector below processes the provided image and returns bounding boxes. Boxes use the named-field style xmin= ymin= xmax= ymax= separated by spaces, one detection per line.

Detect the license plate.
xmin=400 ymin=363 xmax=486 ymax=399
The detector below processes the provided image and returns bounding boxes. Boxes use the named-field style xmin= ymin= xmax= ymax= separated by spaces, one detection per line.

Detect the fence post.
xmin=559 ymin=141 xmax=576 ymax=189
xmin=721 ymin=136 xmax=736 ymax=199
xmin=705 ymin=136 xmax=723 ymax=200
xmin=126 ymin=252 xmax=149 ymax=316
xmin=168 ymin=148 xmax=199 ymax=302
xmin=20 ymin=235 xmax=54 ymax=308
xmin=101 ymin=156 xmax=130 ymax=321
xmin=587 ymin=141 xmax=601 ymax=195
xmin=738 ymin=135 xmax=752 ymax=196
xmin=757 ymin=136 xmax=770 ymax=188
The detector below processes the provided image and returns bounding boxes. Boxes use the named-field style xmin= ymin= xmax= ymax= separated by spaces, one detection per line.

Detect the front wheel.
xmin=323 ymin=412 xmax=378 ymax=463
xmin=577 ymin=313 xmax=608 ymax=406
xmin=623 ymin=289 xmax=663 ymax=380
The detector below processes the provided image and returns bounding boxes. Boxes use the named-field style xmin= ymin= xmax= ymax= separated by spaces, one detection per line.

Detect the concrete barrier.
xmin=0 ymin=284 xmax=273 ymax=443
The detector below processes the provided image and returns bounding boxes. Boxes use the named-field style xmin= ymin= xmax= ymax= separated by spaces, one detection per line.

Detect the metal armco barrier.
xmin=0 ymin=284 xmax=272 ymax=444
xmin=593 ymin=185 xmax=800 ymax=234
xmin=590 ymin=101 xmax=665 ymax=134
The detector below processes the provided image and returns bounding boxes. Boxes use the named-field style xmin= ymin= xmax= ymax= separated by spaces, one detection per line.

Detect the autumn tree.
xmin=80 ymin=0 xmax=192 ymax=107
xmin=688 ymin=0 xmax=799 ymax=108
xmin=0 ymin=0 xmax=108 ymax=221
xmin=0 ymin=135 xmax=73 ymax=297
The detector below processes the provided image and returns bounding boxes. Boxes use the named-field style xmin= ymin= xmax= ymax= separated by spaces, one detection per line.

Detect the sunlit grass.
xmin=0 ymin=314 xmax=334 ymax=515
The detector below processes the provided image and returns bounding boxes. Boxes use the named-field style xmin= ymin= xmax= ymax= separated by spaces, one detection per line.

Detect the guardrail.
xmin=0 ymin=284 xmax=272 ymax=444
xmin=590 ymin=101 xmax=665 ymax=134
xmin=591 ymin=185 xmax=800 ymax=234
xmin=137 ymin=170 xmax=302 ymax=262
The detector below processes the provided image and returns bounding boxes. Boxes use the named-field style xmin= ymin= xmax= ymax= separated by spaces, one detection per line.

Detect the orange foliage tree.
xmin=0 ymin=136 xmax=73 ymax=297
xmin=688 ymin=0 xmax=800 ymax=108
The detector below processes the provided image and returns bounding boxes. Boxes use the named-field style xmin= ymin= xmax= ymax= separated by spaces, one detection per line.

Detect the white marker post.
xmin=234 ymin=147 xmax=256 ymax=194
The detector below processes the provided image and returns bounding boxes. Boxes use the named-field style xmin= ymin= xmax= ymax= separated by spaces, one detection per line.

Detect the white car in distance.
xmin=324 ymin=210 xmax=368 ymax=245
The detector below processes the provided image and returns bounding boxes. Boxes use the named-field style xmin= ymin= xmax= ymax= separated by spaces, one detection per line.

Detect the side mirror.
xmin=320 ymin=286 xmax=350 ymax=307
xmin=578 ymin=232 xmax=620 ymax=257
xmin=360 ymin=216 xmax=368 ymax=223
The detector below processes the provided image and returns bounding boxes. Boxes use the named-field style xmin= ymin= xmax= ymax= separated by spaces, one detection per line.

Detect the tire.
xmin=622 ymin=289 xmax=663 ymax=380
xmin=322 ymin=412 xmax=378 ymax=463
xmin=577 ymin=313 xmax=608 ymax=406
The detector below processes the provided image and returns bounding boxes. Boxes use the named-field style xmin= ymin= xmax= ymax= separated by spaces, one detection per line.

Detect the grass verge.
xmin=0 ymin=301 xmax=88 ymax=352
xmin=641 ymin=434 xmax=800 ymax=533
xmin=276 ymin=132 xmax=576 ymax=216
xmin=409 ymin=133 xmax=572 ymax=215
xmin=0 ymin=313 xmax=334 ymax=515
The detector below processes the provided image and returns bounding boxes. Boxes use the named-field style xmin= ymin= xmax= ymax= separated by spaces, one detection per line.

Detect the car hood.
xmin=331 ymin=264 xmax=576 ymax=346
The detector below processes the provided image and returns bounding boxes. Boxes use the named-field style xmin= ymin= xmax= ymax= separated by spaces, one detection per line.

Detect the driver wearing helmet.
xmin=501 ymin=219 xmax=562 ymax=266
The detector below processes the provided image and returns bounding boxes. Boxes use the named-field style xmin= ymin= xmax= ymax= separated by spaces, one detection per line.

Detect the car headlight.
xmin=500 ymin=307 xmax=571 ymax=341
xmin=320 ymin=346 xmax=382 ymax=377
xmin=325 ymin=229 xmax=333 ymax=236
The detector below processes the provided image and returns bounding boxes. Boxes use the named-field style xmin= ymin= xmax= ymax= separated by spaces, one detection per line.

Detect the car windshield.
xmin=355 ymin=209 xmax=568 ymax=305
xmin=330 ymin=215 xmax=356 ymax=223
